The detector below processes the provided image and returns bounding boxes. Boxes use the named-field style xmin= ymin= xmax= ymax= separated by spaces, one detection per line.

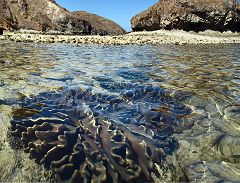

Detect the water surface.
xmin=0 ymin=41 xmax=239 ymax=182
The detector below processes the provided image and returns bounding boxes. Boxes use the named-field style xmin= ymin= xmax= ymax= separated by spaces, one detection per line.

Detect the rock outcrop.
xmin=73 ymin=11 xmax=126 ymax=35
xmin=0 ymin=0 xmax=92 ymax=34
xmin=131 ymin=0 xmax=240 ymax=32
xmin=0 ymin=0 xmax=125 ymax=35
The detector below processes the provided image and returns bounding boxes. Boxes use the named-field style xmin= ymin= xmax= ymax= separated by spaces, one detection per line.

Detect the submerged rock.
xmin=186 ymin=161 xmax=240 ymax=182
xmin=224 ymin=105 xmax=240 ymax=124
xmin=0 ymin=105 xmax=56 ymax=182
xmin=9 ymin=85 xmax=193 ymax=182
xmin=131 ymin=0 xmax=240 ymax=32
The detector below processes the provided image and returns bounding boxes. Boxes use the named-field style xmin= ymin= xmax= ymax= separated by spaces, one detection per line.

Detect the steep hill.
xmin=0 ymin=0 xmax=125 ymax=35
xmin=131 ymin=0 xmax=240 ymax=32
xmin=73 ymin=11 xmax=126 ymax=35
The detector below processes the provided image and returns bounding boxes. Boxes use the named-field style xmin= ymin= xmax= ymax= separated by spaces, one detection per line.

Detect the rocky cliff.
xmin=73 ymin=11 xmax=126 ymax=35
xmin=131 ymin=0 xmax=240 ymax=32
xmin=0 ymin=0 xmax=125 ymax=35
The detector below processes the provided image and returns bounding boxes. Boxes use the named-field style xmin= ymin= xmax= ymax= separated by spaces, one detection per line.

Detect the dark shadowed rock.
xmin=73 ymin=11 xmax=126 ymax=35
xmin=131 ymin=0 xmax=240 ymax=32
xmin=0 ymin=0 xmax=125 ymax=35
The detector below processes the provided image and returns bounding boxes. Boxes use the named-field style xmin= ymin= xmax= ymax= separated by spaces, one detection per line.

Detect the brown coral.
xmin=10 ymin=85 xmax=192 ymax=182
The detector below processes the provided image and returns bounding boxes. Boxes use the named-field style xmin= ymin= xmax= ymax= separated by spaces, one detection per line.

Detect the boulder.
xmin=131 ymin=0 xmax=240 ymax=32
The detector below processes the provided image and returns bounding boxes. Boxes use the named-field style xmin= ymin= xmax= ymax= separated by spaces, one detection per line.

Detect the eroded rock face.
xmin=9 ymin=85 xmax=193 ymax=182
xmin=73 ymin=11 xmax=126 ymax=35
xmin=131 ymin=0 xmax=240 ymax=32
xmin=0 ymin=0 xmax=125 ymax=35
xmin=0 ymin=0 xmax=91 ymax=34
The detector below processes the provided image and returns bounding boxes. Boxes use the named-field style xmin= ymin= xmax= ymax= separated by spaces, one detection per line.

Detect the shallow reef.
xmin=9 ymin=85 xmax=193 ymax=182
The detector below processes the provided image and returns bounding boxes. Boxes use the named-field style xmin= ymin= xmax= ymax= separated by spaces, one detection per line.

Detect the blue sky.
xmin=55 ymin=0 xmax=158 ymax=31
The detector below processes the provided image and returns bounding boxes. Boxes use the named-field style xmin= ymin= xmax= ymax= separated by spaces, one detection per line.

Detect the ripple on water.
xmin=0 ymin=41 xmax=240 ymax=182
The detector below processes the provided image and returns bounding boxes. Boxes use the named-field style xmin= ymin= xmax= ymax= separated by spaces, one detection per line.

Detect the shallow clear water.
xmin=0 ymin=41 xmax=240 ymax=182
xmin=1 ymin=42 xmax=239 ymax=101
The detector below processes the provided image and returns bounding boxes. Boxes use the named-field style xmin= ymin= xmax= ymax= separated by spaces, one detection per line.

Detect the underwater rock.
xmin=224 ymin=105 xmax=240 ymax=125
xmin=187 ymin=161 xmax=240 ymax=182
xmin=117 ymin=69 xmax=149 ymax=82
xmin=214 ymin=135 xmax=240 ymax=163
xmin=0 ymin=99 xmax=6 ymax=105
xmin=9 ymin=85 xmax=192 ymax=182
xmin=212 ymin=117 xmax=240 ymax=137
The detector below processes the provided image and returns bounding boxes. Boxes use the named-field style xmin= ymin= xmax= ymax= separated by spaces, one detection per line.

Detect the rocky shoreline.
xmin=1 ymin=30 xmax=240 ymax=45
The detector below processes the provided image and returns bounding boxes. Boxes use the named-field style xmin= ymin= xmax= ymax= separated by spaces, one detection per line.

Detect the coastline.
xmin=1 ymin=30 xmax=240 ymax=45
